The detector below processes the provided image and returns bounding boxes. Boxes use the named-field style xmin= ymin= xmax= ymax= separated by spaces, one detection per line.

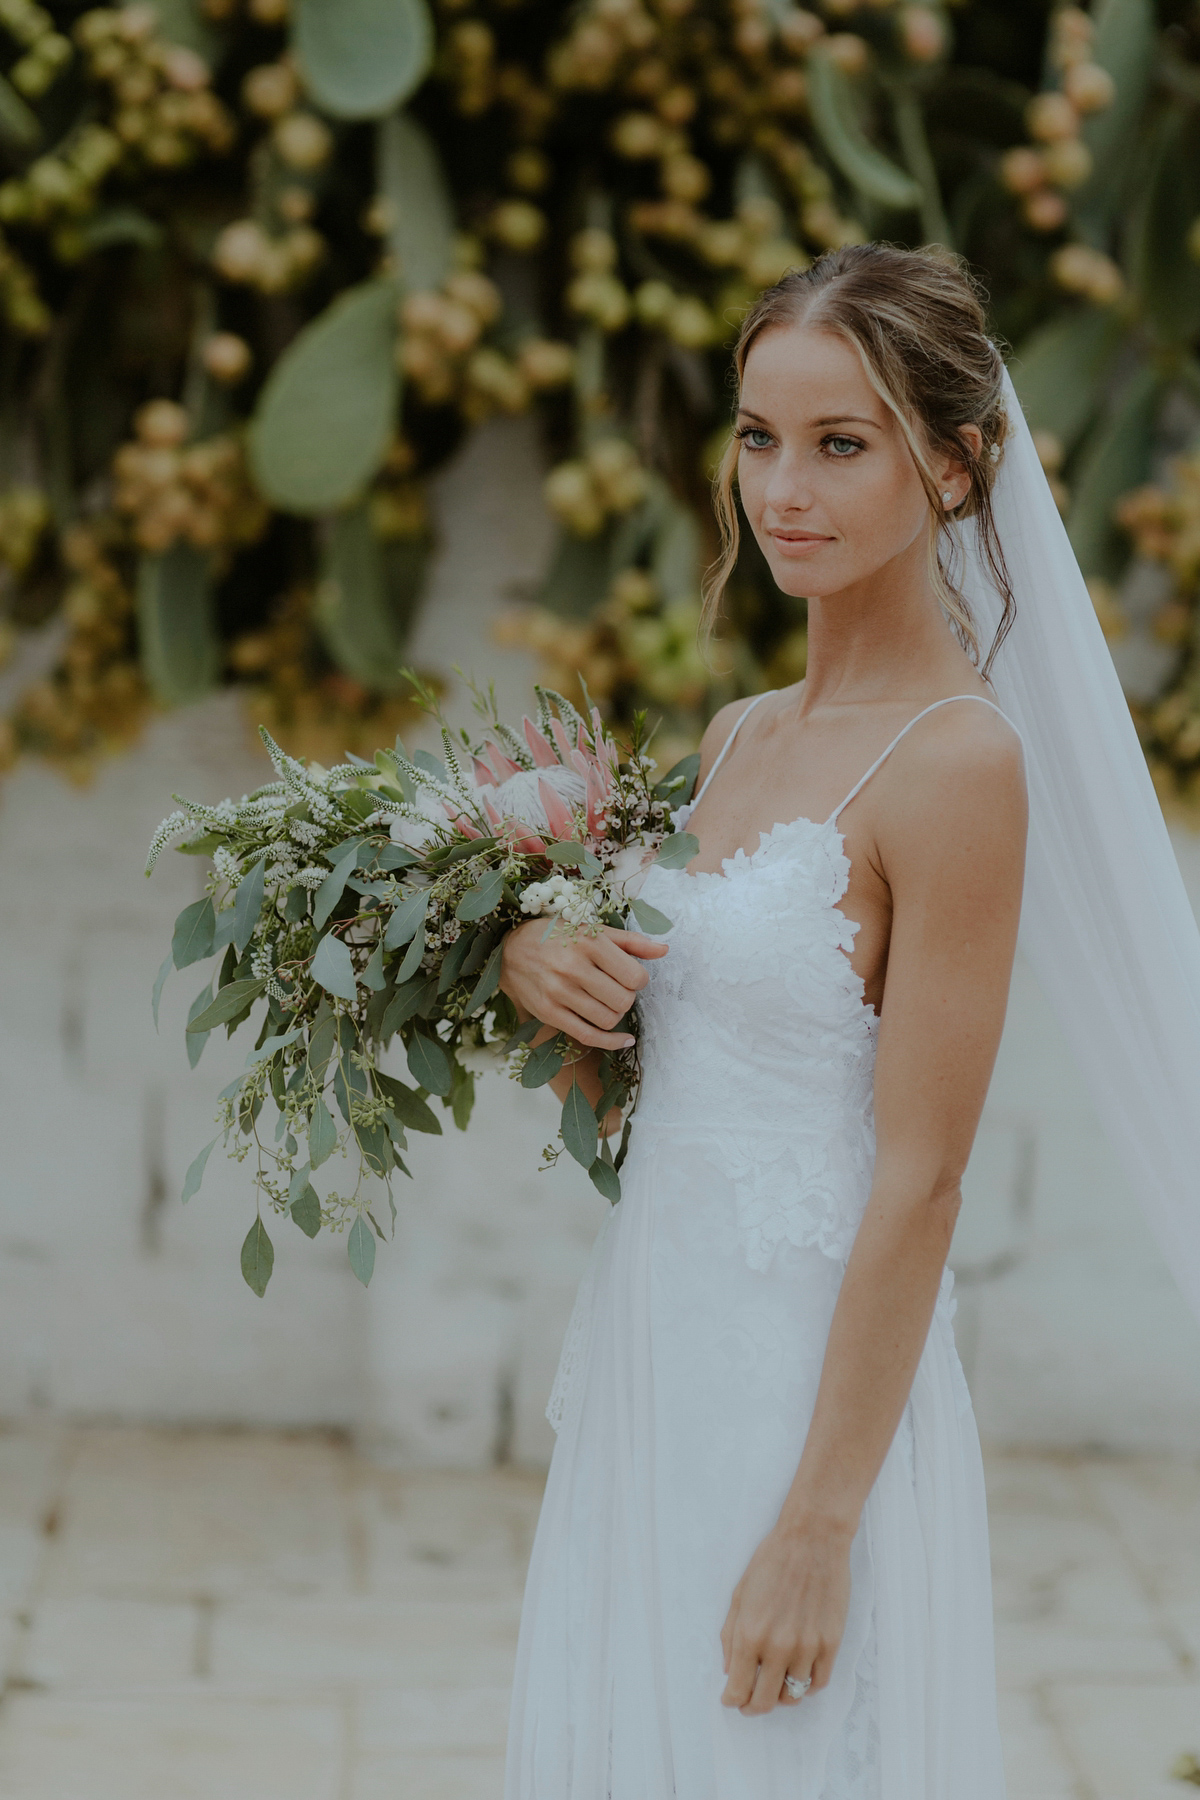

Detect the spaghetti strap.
xmin=827 ymin=694 xmax=1017 ymax=825
xmin=691 ymin=690 xmax=775 ymax=809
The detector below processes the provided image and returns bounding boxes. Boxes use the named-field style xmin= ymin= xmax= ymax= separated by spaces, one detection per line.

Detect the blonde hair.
xmin=705 ymin=243 xmax=1015 ymax=677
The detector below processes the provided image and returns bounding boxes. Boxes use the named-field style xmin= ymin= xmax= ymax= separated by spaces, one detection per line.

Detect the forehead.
xmin=739 ymin=322 xmax=886 ymax=422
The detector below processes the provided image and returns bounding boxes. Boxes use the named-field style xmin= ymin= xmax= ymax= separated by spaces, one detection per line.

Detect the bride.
xmin=498 ymin=243 xmax=1200 ymax=1797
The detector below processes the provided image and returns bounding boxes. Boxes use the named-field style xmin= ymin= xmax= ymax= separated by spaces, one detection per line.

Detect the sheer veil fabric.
xmin=964 ymin=370 xmax=1200 ymax=1325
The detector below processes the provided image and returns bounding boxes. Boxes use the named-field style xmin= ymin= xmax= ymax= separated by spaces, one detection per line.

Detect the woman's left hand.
xmin=719 ymin=1518 xmax=853 ymax=1715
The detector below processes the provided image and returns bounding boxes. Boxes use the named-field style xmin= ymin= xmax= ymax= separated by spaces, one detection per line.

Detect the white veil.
xmin=960 ymin=369 xmax=1200 ymax=1325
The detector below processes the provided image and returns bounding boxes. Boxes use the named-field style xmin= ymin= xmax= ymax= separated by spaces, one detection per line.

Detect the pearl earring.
xmin=942 ymin=491 xmax=954 ymax=505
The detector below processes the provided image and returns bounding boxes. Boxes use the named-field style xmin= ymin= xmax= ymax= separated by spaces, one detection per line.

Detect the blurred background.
xmin=1 ymin=0 xmax=1200 ymax=1795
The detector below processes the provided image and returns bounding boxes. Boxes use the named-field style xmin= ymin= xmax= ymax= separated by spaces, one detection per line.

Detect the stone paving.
xmin=0 ymin=1424 xmax=1196 ymax=1799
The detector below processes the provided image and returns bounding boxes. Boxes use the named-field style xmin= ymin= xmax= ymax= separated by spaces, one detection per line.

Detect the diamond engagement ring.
xmin=782 ymin=1674 xmax=812 ymax=1701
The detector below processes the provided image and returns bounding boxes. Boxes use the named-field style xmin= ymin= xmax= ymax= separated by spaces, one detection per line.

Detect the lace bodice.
xmin=634 ymin=810 xmax=879 ymax=1271
xmin=631 ymin=690 xmax=1014 ymax=1274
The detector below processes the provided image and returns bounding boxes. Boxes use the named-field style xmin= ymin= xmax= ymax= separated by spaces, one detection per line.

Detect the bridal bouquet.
xmin=146 ymin=680 xmax=699 ymax=1295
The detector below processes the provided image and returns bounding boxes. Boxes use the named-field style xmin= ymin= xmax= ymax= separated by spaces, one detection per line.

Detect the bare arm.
xmin=721 ymin=718 xmax=1027 ymax=1714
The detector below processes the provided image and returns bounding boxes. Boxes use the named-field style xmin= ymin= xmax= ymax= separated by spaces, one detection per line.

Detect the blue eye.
xmin=740 ymin=428 xmax=772 ymax=450
xmin=825 ymin=435 xmax=862 ymax=457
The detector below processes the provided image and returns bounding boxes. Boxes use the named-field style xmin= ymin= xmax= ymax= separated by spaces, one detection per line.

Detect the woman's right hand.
xmin=500 ymin=918 xmax=668 ymax=1049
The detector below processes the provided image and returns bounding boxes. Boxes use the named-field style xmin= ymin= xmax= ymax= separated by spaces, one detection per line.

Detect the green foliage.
xmin=137 ymin=546 xmax=219 ymax=709
xmin=376 ymin=109 xmax=454 ymax=292
xmin=807 ymin=49 xmax=922 ymax=212
xmin=241 ymin=1218 xmax=274 ymax=1297
xmin=248 ymin=280 xmax=401 ymax=513
xmin=294 ymin=0 xmax=433 ymax=121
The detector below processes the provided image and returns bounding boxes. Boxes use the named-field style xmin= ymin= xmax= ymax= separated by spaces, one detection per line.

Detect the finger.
xmin=615 ymin=936 xmax=672 ymax=964
xmin=743 ymin=1652 xmax=789 ymax=1716
xmin=576 ymin=965 xmax=638 ymax=1021
xmin=603 ymin=930 xmax=669 ymax=961
xmin=592 ymin=936 xmax=657 ymax=993
xmin=810 ymin=1643 xmax=838 ymax=1693
xmin=720 ymin=1637 xmax=759 ymax=1709
xmin=554 ymin=1008 xmax=636 ymax=1051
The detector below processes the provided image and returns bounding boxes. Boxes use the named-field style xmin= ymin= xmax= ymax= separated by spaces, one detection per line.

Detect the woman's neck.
xmin=797 ymin=534 xmax=975 ymax=712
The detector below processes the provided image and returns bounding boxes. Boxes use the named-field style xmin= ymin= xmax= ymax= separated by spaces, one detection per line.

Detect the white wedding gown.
xmin=505 ymin=695 xmax=1010 ymax=1800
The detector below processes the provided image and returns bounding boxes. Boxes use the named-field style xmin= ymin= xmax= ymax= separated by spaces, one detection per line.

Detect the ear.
xmin=937 ymin=425 xmax=982 ymax=507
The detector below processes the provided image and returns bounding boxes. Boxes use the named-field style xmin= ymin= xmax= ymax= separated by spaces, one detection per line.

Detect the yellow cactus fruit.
xmin=518 ymin=338 xmax=575 ymax=389
xmin=1022 ymin=187 xmax=1068 ymax=232
xmin=778 ymin=9 xmax=824 ymax=54
xmin=899 ymin=7 xmax=946 ymax=63
xmin=242 ymin=61 xmax=298 ymax=118
xmin=635 ymin=279 xmax=676 ymax=326
xmin=506 ymin=147 xmax=550 ymax=192
xmin=202 ymin=332 xmax=252 ymax=384
xmin=1063 ymin=61 xmax=1116 ymax=114
xmin=273 ymin=112 xmax=333 ymax=171
xmin=545 ymin=460 xmax=605 ymax=536
xmin=1026 ymin=91 xmax=1080 ymax=143
xmin=1041 ymin=137 xmax=1093 ymax=190
xmin=213 ymin=218 xmax=270 ymax=281
xmin=571 ymin=227 xmax=619 ymax=272
xmin=134 ymin=398 xmax=189 ymax=447
xmin=488 ymin=199 xmax=547 ymax=252
xmin=661 ymin=152 xmax=711 ymax=203
xmin=611 ymin=110 xmax=664 ymax=157
xmin=824 ymin=33 xmax=870 ymax=77
xmin=666 ymin=295 xmax=716 ymax=348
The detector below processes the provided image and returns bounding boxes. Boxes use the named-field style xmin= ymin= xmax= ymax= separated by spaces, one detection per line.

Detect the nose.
xmin=762 ymin=448 xmax=812 ymax=519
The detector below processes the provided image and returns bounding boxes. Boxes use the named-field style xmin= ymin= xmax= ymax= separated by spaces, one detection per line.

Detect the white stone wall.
xmin=2 ymin=414 xmax=1199 ymax=1463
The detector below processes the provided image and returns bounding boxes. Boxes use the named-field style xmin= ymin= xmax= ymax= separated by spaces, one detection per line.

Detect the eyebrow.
xmin=735 ymin=409 xmax=882 ymax=429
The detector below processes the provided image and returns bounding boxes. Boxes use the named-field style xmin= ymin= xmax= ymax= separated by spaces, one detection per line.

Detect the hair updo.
xmin=704 ymin=242 xmax=1016 ymax=677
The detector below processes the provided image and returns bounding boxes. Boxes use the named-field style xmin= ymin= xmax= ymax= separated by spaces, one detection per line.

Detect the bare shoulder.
xmin=880 ymin=698 xmax=1027 ymax=870
xmin=695 ymin=694 xmax=765 ymax=784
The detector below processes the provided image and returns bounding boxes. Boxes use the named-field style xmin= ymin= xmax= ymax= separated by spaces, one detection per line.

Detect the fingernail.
xmin=620 ymin=1037 xmax=635 ymax=1048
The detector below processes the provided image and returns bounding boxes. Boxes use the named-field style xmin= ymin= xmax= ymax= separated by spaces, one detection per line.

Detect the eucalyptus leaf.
xmin=291 ymin=1182 xmax=322 ymax=1238
xmin=407 ymin=1029 xmax=453 ymax=1096
xmin=629 ymin=896 xmax=674 ymax=935
xmin=653 ymin=752 xmax=701 ymax=804
xmin=561 ymin=1082 xmax=598 ymax=1169
xmin=377 ymin=108 xmax=454 ymax=291
xmin=362 ymin=940 xmax=387 ymax=991
xmin=295 ymin=0 xmax=433 ymax=120
xmin=312 ymin=932 xmax=358 ymax=1003
xmin=186 ymin=978 xmax=215 ymax=1070
xmin=240 ymin=1217 xmax=275 ymax=1297
xmin=521 ymin=1038 xmax=563 ymax=1089
xmin=137 ymin=544 xmax=219 ymax=707
xmin=172 ymin=897 xmax=216 ymax=969
xmin=181 ymin=1136 xmax=217 ymax=1204
xmin=248 ymin=278 xmax=400 ymax=513
xmin=309 ymin=1093 xmax=338 ymax=1166
xmin=395 ymin=921 xmax=428 ymax=982
xmin=543 ymin=841 xmax=604 ymax=878
xmin=347 ymin=1213 xmax=376 ymax=1286
xmin=383 ymin=887 xmax=429 ymax=949
xmin=451 ymin=1063 xmax=475 ymax=1132
xmin=313 ymin=837 xmax=362 ymax=930
xmin=232 ymin=857 xmax=266 ymax=956
xmin=187 ymin=977 xmax=267 ymax=1032
xmin=456 ymin=867 xmax=506 ymax=922
xmin=653 ymin=832 xmax=699 ymax=870
xmin=465 ymin=941 xmax=503 ymax=1014
xmin=588 ymin=1155 xmax=622 ymax=1204
xmin=375 ymin=1070 xmax=442 ymax=1133
xmin=151 ymin=950 xmax=173 ymax=1029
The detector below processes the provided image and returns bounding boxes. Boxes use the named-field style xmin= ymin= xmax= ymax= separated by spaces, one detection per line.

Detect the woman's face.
xmin=735 ymin=323 xmax=959 ymax=601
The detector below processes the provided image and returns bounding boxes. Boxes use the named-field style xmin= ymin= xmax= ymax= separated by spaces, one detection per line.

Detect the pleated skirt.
xmin=505 ymin=1124 xmax=1007 ymax=1800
